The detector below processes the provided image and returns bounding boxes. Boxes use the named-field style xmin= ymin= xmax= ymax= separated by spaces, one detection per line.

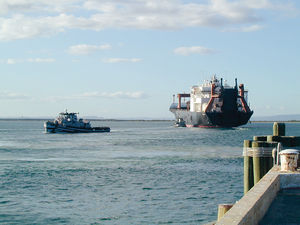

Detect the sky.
xmin=0 ymin=0 xmax=299 ymax=119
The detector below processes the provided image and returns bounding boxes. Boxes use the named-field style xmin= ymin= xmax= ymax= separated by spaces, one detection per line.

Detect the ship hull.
xmin=44 ymin=122 xmax=110 ymax=133
xmin=170 ymin=109 xmax=253 ymax=128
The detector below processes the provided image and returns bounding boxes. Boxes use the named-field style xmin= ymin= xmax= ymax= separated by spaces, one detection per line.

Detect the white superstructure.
xmin=54 ymin=111 xmax=91 ymax=128
xmin=190 ymin=76 xmax=219 ymax=112
xmin=189 ymin=76 xmax=248 ymax=113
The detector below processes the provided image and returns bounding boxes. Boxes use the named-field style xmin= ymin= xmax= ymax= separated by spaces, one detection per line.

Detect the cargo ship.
xmin=169 ymin=76 xmax=253 ymax=128
xmin=44 ymin=111 xmax=110 ymax=133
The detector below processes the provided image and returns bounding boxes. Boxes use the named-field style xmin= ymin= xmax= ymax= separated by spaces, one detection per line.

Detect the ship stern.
xmin=44 ymin=121 xmax=56 ymax=133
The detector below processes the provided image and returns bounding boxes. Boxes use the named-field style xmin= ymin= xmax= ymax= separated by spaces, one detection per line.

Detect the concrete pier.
xmin=216 ymin=122 xmax=300 ymax=224
xmin=216 ymin=166 xmax=300 ymax=225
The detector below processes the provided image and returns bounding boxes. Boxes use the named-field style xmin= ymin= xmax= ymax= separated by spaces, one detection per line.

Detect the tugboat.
xmin=44 ymin=111 xmax=110 ymax=133
xmin=174 ymin=118 xmax=186 ymax=127
xmin=169 ymin=76 xmax=253 ymax=128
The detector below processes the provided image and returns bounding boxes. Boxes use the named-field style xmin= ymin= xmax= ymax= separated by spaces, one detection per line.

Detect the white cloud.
xmin=0 ymin=58 xmax=18 ymax=64
xmin=0 ymin=90 xmax=147 ymax=102
xmin=68 ymin=44 xmax=111 ymax=55
xmin=0 ymin=0 xmax=81 ymax=15
xmin=81 ymin=91 xmax=147 ymax=99
xmin=47 ymin=91 xmax=148 ymax=102
xmin=6 ymin=58 xmax=18 ymax=64
xmin=0 ymin=15 xmax=55 ymax=41
xmin=244 ymin=0 xmax=295 ymax=11
xmin=0 ymin=58 xmax=55 ymax=64
xmin=241 ymin=24 xmax=264 ymax=32
xmin=266 ymin=105 xmax=272 ymax=110
xmin=0 ymin=0 xmax=295 ymax=41
xmin=222 ymin=24 xmax=264 ymax=32
xmin=27 ymin=58 xmax=56 ymax=63
xmin=174 ymin=46 xmax=217 ymax=56
xmin=102 ymin=58 xmax=142 ymax=63
xmin=0 ymin=91 xmax=31 ymax=100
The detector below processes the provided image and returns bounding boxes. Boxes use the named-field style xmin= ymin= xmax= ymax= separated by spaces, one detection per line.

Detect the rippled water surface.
xmin=1 ymin=120 xmax=300 ymax=224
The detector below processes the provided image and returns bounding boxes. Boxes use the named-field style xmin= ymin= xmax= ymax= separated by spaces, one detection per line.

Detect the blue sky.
xmin=0 ymin=0 xmax=299 ymax=119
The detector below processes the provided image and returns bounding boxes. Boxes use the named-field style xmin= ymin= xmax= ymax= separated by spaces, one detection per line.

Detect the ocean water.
xmin=0 ymin=120 xmax=300 ymax=225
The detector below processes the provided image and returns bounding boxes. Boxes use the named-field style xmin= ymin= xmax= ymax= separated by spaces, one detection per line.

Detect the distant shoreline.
xmin=0 ymin=118 xmax=173 ymax=122
xmin=0 ymin=118 xmax=300 ymax=123
xmin=250 ymin=120 xmax=300 ymax=123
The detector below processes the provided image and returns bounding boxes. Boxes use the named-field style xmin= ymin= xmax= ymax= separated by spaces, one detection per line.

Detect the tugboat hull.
xmin=44 ymin=111 xmax=110 ymax=133
xmin=44 ymin=122 xmax=110 ymax=133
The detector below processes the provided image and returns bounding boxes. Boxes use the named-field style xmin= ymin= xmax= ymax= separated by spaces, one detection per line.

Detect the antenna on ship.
xmin=221 ymin=78 xmax=224 ymax=90
xmin=235 ymin=78 xmax=238 ymax=89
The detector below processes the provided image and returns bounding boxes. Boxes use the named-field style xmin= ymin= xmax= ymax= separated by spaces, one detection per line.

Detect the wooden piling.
xmin=267 ymin=136 xmax=295 ymax=147
xmin=267 ymin=135 xmax=281 ymax=143
xmin=217 ymin=204 xmax=233 ymax=221
xmin=252 ymin=141 xmax=273 ymax=185
xmin=252 ymin=141 xmax=262 ymax=185
xmin=253 ymin=136 xmax=267 ymax=141
xmin=290 ymin=136 xmax=300 ymax=147
xmin=280 ymin=136 xmax=293 ymax=147
xmin=273 ymin=122 xmax=285 ymax=136
xmin=244 ymin=140 xmax=253 ymax=194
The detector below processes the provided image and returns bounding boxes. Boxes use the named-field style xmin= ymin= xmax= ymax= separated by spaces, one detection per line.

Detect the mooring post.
xmin=267 ymin=135 xmax=281 ymax=143
xmin=265 ymin=143 xmax=275 ymax=175
xmin=273 ymin=122 xmax=285 ymax=136
xmin=243 ymin=140 xmax=253 ymax=194
xmin=252 ymin=141 xmax=275 ymax=185
xmin=252 ymin=141 xmax=263 ymax=185
xmin=217 ymin=204 xmax=233 ymax=221
xmin=253 ymin=136 xmax=267 ymax=141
